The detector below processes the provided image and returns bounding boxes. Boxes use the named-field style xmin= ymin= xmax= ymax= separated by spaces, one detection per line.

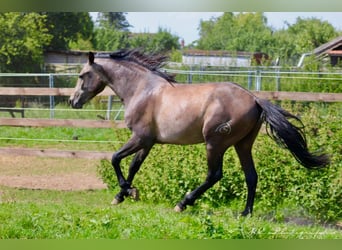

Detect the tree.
xmin=197 ymin=13 xmax=234 ymax=50
xmin=94 ymin=23 xmax=130 ymax=51
xmin=286 ymin=17 xmax=338 ymax=55
xmin=93 ymin=13 xmax=179 ymax=53
xmin=93 ymin=12 xmax=130 ymax=51
xmin=197 ymin=12 xmax=274 ymax=53
xmin=269 ymin=29 xmax=297 ymax=64
xmin=129 ymin=27 xmax=180 ymax=54
xmin=0 ymin=12 xmax=52 ymax=72
xmin=271 ymin=17 xmax=339 ymax=64
xmin=97 ymin=12 xmax=131 ymax=31
xmin=43 ymin=12 xmax=94 ymax=50
xmin=196 ymin=13 xmax=340 ymax=66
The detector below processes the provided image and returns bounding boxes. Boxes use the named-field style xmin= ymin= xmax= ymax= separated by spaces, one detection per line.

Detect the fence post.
xmin=255 ymin=68 xmax=262 ymax=91
xmin=187 ymin=65 xmax=193 ymax=83
xmin=106 ymin=95 xmax=113 ymax=120
xmin=49 ymin=74 xmax=55 ymax=119
xmin=276 ymin=68 xmax=281 ymax=91
xmin=247 ymin=70 xmax=253 ymax=90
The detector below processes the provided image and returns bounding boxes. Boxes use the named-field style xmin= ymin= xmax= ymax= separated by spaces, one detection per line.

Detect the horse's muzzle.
xmin=69 ymin=98 xmax=83 ymax=109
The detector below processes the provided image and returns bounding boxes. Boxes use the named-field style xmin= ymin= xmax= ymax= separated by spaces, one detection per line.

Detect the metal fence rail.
xmin=1 ymin=68 xmax=341 ymax=120
xmin=165 ymin=67 xmax=342 ymax=91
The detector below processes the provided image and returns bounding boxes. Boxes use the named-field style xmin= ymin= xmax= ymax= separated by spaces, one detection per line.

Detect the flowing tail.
xmin=255 ymin=99 xmax=329 ymax=169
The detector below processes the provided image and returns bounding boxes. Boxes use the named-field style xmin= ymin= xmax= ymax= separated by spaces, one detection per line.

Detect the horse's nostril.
xmin=70 ymin=101 xmax=83 ymax=109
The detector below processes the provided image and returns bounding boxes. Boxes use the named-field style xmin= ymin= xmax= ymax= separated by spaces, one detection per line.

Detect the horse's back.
xmin=153 ymin=82 xmax=260 ymax=145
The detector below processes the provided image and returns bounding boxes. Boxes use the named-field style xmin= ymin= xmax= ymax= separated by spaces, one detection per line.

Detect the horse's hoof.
xmin=174 ymin=205 xmax=184 ymax=212
xmin=241 ymin=209 xmax=252 ymax=217
xmin=111 ymin=198 xmax=121 ymax=205
xmin=128 ymin=188 xmax=140 ymax=201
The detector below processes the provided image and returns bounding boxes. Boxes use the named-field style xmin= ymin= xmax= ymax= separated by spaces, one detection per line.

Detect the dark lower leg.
xmin=112 ymin=153 xmax=130 ymax=203
xmin=176 ymin=180 xmax=216 ymax=211
xmin=112 ymin=145 xmax=152 ymax=204
xmin=241 ymin=167 xmax=257 ymax=216
xmin=127 ymin=148 xmax=151 ymax=183
xmin=234 ymin=119 xmax=261 ymax=216
xmin=176 ymin=154 xmax=223 ymax=211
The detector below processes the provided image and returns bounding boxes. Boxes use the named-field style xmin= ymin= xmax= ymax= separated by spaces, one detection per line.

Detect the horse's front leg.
xmin=111 ymin=136 xmax=153 ymax=205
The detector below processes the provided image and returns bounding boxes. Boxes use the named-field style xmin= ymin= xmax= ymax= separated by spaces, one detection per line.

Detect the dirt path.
xmin=0 ymin=155 xmax=107 ymax=190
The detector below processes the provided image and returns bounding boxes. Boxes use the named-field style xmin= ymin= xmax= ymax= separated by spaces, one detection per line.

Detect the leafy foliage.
xmin=97 ymin=103 xmax=341 ymax=222
xmin=0 ymin=12 xmax=340 ymax=73
xmin=196 ymin=12 xmax=340 ymax=65
xmin=286 ymin=17 xmax=338 ymax=54
xmin=43 ymin=12 xmax=94 ymax=50
xmin=129 ymin=27 xmax=180 ymax=54
xmin=93 ymin=24 xmax=130 ymax=51
xmin=272 ymin=17 xmax=339 ymax=62
xmin=96 ymin=12 xmax=131 ymax=31
xmin=92 ymin=12 xmax=180 ymax=53
xmin=197 ymin=13 xmax=273 ymax=53
xmin=0 ymin=13 xmax=52 ymax=72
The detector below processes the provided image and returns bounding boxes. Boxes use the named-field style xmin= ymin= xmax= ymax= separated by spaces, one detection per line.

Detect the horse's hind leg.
xmin=235 ymin=143 xmax=257 ymax=216
xmin=175 ymin=143 xmax=224 ymax=212
xmin=111 ymin=135 xmax=153 ymax=205
xmin=234 ymin=120 xmax=262 ymax=216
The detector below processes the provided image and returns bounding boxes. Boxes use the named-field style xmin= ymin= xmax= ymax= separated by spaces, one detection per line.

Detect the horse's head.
xmin=69 ymin=52 xmax=108 ymax=109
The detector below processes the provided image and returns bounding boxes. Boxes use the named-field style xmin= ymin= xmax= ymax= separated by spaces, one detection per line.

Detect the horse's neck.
xmin=106 ymin=66 xmax=159 ymax=106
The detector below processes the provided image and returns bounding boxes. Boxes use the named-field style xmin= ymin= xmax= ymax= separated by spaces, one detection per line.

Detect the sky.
xmin=121 ymin=12 xmax=342 ymax=45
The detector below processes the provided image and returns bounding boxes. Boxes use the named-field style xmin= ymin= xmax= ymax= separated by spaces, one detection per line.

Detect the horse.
xmin=69 ymin=49 xmax=329 ymax=215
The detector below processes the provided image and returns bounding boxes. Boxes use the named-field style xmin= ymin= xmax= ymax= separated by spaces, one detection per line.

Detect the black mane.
xmin=100 ymin=49 xmax=177 ymax=83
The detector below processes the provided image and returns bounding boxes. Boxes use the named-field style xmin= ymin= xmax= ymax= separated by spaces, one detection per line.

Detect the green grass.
xmin=0 ymin=102 xmax=341 ymax=239
xmin=0 ymin=126 xmax=128 ymax=151
xmin=0 ymin=98 xmax=124 ymax=120
xmin=0 ymin=187 xmax=340 ymax=239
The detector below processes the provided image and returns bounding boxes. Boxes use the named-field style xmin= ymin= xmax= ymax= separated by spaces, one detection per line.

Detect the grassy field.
xmin=0 ymin=187 xmax=341 ymax=239
xmin=0 ymin=102 xmax=341 ymax=239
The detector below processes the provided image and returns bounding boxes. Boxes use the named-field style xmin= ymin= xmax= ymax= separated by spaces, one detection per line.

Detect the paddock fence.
xmin=1 ymin=70 xmax=342 ymax=122
xmin=0 ymin=70 xmax=341 ymax=160
xmin=0 ymin=87 xmax=341 ymax=128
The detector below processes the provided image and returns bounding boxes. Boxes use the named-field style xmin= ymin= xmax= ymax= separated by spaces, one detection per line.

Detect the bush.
xmin=97 ymin=103 xmax=341 ymax=222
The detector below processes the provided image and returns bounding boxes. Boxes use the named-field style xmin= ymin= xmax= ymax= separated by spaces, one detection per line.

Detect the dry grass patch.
xmin=0 ymin=155 xmax=106 ymax=190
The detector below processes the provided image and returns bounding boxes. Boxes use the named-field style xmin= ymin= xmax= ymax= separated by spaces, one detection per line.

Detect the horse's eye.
xmin=79 ymin=75 xmax=83 ymax=79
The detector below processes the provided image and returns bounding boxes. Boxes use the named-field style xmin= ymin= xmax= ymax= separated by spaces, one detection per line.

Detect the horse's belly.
xmin=156 ymin=121 xmax=204 ymax=145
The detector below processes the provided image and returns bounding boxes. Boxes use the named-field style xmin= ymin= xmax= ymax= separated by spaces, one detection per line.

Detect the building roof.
xmin=182 ymin=49 xmax=255 ymax=58
xmin=313 ymin=35 xmax=342 ymax=55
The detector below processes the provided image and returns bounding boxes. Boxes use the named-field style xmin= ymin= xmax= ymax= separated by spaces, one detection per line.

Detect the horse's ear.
xmin=88 ymin=52 xmax=95 ymax=64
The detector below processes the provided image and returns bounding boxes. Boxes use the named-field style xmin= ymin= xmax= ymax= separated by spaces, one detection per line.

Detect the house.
xmin=43 ymin=49 xmax=270 ymax=72
xmin=181 ymin=49 xmax=269 ymax=67
xmin=297 ymin=35 xmax=342 ymax=67
xmin=313 ymin=35 xmax=342 ymax=66
xmin=43 ymin=50 xmax=88 ymax=72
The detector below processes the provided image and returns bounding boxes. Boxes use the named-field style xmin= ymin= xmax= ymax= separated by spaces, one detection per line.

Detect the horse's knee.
xmin=208 ymin=168 xmax=223 ymax=183
xmin=111 ymin=152 xmax=120 ymax=166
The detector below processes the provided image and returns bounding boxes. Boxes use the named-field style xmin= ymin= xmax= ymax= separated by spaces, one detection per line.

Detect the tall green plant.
xmin=97 ymin=103 xmax=341 ymax=222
